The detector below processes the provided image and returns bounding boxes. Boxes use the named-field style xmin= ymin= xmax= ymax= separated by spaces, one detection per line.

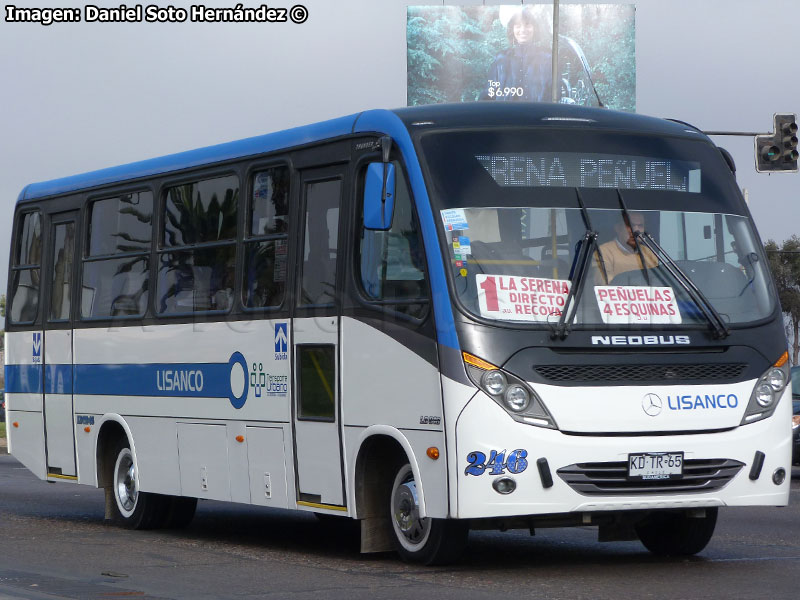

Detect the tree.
xmin=765 ymin=237 xmax=800 ymax=365
xmin=0 ymin=293 xmax=5 ymax=318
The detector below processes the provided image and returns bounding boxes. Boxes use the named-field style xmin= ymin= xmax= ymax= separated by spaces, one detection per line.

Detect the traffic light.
xmin=755 ymin=113 xmax=798 ymax=173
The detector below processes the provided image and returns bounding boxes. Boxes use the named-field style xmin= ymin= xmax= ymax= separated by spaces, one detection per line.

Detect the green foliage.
xmin=567 ymin=5 xmax=636 ymax=112
xmin=408 ymin=7 xmax=505 ymax=104
xmin=407 ymin=5 xmax=635 ymax=111
xmin=0 ymin=293 xmax=5 ymax=318
xmin=765 ymin=237 xmax=800 ymax=364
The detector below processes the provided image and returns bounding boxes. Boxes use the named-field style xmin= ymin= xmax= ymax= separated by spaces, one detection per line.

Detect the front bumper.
xmin=454 ymin=390 xmax=792 ymax=519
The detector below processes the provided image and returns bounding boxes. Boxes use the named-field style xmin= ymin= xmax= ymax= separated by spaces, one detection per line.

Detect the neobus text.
xmin=591 ymin=335 xmax=691 ymax=346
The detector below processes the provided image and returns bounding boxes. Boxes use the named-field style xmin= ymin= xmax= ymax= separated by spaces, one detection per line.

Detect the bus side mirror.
xmin=363 ymin=162 xmax=395 ymax=231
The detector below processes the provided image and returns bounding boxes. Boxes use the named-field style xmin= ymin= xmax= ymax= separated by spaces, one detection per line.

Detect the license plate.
xmin=628 ymin=452 xmax=684 ymax=480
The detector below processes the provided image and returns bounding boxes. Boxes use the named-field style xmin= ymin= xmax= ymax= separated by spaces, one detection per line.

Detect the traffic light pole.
xmin=704 ymin=131 xmax=766 ymax=136
xmin=704 ymin=114 xmax=798 ymax=173
xmin=551 ymin=0 xmax=560 ymax=103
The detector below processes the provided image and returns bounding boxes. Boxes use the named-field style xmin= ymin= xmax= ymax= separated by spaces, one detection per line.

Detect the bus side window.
xmin=9 ymin=211 xmax=42 ymax=324
xmin=243 ymin=165 xmax=290 ymax=309
xmin=300 ymin=179 xmax=340 ymax=307
xmin=358 ymin=162 xmax=428 ymax=318
xmin=49 ymin=222 xmax=75 ymax=322
xmin=81 ymin=192 xmax=152 ymax=319
xmin=157 ymin=176 xmax=239 ymax=315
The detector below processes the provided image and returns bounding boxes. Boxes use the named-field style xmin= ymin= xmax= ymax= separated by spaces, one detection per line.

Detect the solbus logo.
xmin=32 ymin=332 xmax=42 ymax=363
xmin=274 ymin=323 xmax=288 ymax=360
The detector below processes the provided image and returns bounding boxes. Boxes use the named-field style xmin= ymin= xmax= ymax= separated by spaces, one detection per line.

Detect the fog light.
xmin=772 ymin=468 xmax=786 ymax=485
xmin=492 ymin=477 xmax=517 ymax=495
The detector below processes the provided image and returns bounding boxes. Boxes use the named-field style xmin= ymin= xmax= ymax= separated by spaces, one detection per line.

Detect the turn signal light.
xmin=235 ymin=435 xmax=245 ymax=443
xmin=84 ymin=426 xmax=91 ymax=433
xmin=427 ymin=447 xmax=440 ymax=460
xmin=12 ymin=422 xmax=19 ymax=428
xmin=774 ymin=351 xmax=789 ymax=367
xmin=463 ymin=352 xmax=497 ymax=371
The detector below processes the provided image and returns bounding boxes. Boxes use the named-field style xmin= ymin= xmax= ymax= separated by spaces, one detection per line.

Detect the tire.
xmin=109 ymin=440 xmax=168 ymax=530
xmin=161 ymin=496 xmax=197 ymax=529
xmin=390 ymin=463 xmax=468 ymax=565
xmin=635 ymin=508 xmax=718 ymax=556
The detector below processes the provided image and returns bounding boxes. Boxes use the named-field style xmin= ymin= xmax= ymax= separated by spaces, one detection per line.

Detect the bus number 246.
xmin=465 ymin=449 xmax=529 ymax=476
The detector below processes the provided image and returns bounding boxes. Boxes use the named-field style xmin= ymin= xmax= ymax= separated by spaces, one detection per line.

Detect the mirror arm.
xmin=380 ymin=135 xmax=392 ymax=163
xmin=380 ymin=136 xmax=392 ymax=228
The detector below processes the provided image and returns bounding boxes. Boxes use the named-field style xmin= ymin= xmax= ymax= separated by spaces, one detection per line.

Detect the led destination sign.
xmin=476 ymin=153 xmax=701 ymax=193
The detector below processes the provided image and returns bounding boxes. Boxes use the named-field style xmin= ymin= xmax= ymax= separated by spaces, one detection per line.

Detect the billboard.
xmin=407 ymin=4 xmax=635 ymax=111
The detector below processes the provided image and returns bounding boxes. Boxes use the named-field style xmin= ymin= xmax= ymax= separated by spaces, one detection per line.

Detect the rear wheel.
xmin=635 ymin=508 xmax=718 ymax=556
xmin=109 ymin=440 xmax=167 ymax=529
xmin=161 ymin=496 xmax=197 ymax=529
xmin=390 ymin=463 xmax=468 ymax=565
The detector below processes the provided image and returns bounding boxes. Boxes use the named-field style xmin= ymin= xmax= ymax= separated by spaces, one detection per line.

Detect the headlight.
xmin=765 ymin=368 xmax=786 ymax=392
xmin=755 ymin=383 xmax=774 ymax=407
xmin=482 ymin=370 xmax=507 ymax=396
xmin=463 ymin=352 xmax=558 ymax=429
xmin=741 ymin=351 xmax=789 ymax=425
xmin=504 ymin=385 xmax=530 ymax=412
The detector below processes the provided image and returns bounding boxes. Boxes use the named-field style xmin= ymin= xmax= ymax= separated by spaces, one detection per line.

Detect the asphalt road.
xmin=0 ymin=452 xmax=798 ymax=600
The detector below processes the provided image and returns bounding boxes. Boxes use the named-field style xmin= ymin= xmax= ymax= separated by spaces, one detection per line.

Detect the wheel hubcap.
xmin=392 ymin=469 xmax=430 ymax=547
xmin=115 ymin=450 xmax=138 ymax=514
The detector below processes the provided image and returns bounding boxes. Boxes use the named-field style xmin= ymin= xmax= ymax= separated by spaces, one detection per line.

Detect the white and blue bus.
xmin=4 ymin=104 xmax=792 ymax=564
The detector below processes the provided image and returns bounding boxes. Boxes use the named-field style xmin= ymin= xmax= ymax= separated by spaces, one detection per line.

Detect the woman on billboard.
xmin=482 ymin=6 xmax=602 ymax=106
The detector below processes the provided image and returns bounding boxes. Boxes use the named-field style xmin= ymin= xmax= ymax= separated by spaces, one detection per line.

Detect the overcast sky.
xmin=1 ymin=0 xmax=798 ymax=327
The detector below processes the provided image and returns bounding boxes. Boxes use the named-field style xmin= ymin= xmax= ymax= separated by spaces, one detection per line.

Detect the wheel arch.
xmin=350 ymin=425 xmax=426 ymax=519
xmin=94 ymin=415 xmax=136 ymax=489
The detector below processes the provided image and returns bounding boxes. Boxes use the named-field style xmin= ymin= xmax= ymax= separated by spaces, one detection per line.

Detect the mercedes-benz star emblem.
xmin=642 ymin=393 xmax=663 ymax=417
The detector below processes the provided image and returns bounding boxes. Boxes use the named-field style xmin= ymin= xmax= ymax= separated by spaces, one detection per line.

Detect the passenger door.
xmin=43 ymin=211 xmax=79 ymax=478
xmin=291 ymin=166 xmax=346 ymax=509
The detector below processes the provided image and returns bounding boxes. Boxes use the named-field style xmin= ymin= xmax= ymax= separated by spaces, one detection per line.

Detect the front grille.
xmin=557 ymin=458 xmax=744 ymax=495
xmin=535 ymin=363 xmax=746 ymax=383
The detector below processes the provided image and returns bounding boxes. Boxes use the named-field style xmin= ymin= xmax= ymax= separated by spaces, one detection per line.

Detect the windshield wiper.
xmin=615 ymin=190 xmax=651 ymax=286
xmin=551 ymin=189 xmax=603 ymax=340
xmin=634 ymin=231 xmax=731 ymax=339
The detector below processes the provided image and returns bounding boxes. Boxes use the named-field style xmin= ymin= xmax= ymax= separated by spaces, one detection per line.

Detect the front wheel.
xmin=109 ymin=441 xmax=167 ymax=529
xmin=390 ymin=463 xmax=468 ymax=565
xmin=635 ymin=508 xmax=718 ymax=556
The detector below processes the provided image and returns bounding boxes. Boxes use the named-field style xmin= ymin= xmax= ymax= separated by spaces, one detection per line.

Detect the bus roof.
xmin=17 ymin=104 xmax=708 ymax=203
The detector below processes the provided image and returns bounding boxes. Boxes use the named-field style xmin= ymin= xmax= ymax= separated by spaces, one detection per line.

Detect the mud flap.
xmin=360 ymin=516 xmax=394 ymax=553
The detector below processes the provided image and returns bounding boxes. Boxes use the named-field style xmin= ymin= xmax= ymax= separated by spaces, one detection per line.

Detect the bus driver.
xmin=594 ymin=211 xmax=657 ymax=284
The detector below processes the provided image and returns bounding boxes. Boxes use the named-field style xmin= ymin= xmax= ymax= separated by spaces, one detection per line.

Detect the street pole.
xmin=551 ymin=0 xmax=559 ymax=103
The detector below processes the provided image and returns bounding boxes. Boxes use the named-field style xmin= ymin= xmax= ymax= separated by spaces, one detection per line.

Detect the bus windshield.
xmin=420 ymin=129 xmax=775 ymax=328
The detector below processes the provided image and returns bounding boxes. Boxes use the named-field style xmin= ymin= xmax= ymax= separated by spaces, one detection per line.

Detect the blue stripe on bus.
xmin=19 ymin=115 xmax=360 ymax=202
xmin=45 ymin=364 xmax=73 ymax=394
xmin=4 ymin=363 xmax=234 ymax=398
xmin=4 ymin=364 xmax=44 ymax=394
xmin=73 ymin=363 xmax=232 ymax=398
xmin=353 ymin=110 xmax=460 ymax=351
